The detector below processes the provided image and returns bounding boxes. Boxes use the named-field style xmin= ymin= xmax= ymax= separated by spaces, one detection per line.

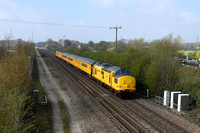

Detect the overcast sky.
xmin=0 ymin=0 xmax=200 ymax=43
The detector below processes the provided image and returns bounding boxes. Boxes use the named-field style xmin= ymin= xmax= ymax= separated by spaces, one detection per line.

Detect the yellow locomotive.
xmin=56 ymin=51 xmax=136 ymax=98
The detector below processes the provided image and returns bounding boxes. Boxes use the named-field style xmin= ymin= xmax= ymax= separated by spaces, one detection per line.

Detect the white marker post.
xmin=163 ymin=90 xmax=170 ymax=106
xmin=177 ymin=94 xmax=189 ymax=112
xmin=170 ymin=91 xmax=181 ymax=109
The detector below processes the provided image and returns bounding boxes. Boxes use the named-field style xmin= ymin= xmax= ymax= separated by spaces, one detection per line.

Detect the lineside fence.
xmin=155 ymin=95 xmax=180 ymax=114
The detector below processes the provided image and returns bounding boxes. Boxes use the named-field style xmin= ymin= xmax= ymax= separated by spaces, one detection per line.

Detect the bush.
xmin=176 ymin=68 xmax=200 ymax=108
xmin=0 ymin=43 xmax=35 ymax=132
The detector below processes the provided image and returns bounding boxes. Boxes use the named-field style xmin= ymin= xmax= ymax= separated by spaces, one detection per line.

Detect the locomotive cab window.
xmin=101 ymin=71 xmax=104 ymax=79
xmin=101 ymin=71 xmax=104 ymax=75
xmin=114 ymin=78 xmax=118 ymax=84
xmin=114 ymin=68 xmax=132 ymax=76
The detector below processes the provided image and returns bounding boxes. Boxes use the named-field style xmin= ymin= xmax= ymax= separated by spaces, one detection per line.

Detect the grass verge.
xmin=31 ymin=57 xmax=53 ymax=132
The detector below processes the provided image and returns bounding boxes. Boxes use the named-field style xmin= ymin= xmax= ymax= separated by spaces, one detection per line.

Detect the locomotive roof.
xmin=95 ymin=62 xmax=121 ymax=72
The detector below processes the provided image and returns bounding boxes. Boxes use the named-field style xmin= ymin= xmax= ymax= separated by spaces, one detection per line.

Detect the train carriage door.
xmin=109 ymin=75 xmax=111 ymax=83
xmin=91 ymin=65 xmax=93 ymax=75
xmin=101 ymin=71 xmax=104 ymax=80
xmin=114 ymin=78 xmax=118 ymax=86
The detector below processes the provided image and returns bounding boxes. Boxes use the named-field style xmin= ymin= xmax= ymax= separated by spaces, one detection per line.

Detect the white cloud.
xmin=0 ymin=11 xmax=11 ymax=18
xmin=90 ymin=0 xmax=177 ymax=9
xmin=0 ymin=0 xmax=19 ymax=18
xmin=0 ymin=0 xmax=199 ymax=42
xmin=90 ymin=0 xmax=200 ymax=42
xmin=179 ymin=11 xmax=200 ymax=24
xmin=90 ymin=0 xmax=116 ymax=8
xmin=0 ymin=0 xmax=56 ymax=41
xmin=0 ymin=0 xmax=50 ymax=21
xmin=0 ymin=0 xmax=19 ymax=10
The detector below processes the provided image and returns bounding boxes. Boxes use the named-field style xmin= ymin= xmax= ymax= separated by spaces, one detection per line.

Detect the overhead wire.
xmin=0 ymin=18 xmax=109 ymax=28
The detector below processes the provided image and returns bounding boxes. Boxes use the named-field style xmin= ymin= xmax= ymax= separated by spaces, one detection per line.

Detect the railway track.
xmin=39 ymin=49 xmax=148 ymax=133
xmin=39 ymin=49 xmax=188 ymax=133
xmin=130 ymin=100 xmax=188 ymax=132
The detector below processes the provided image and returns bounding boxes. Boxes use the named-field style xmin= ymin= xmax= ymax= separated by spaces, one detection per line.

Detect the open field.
xmin=178 ymin=50 xmax=196 ymax=56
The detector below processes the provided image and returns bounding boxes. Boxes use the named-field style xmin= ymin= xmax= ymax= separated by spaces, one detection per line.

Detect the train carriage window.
xmin=115 ymin=78 xmax=118 ymax=84
xmin=68 ymin=58 xmax=73 ymax=61
xmin=62 ymin=55 xmax=67 ymax=58
xmin=82 ymin=63 xmax=87 ymax=68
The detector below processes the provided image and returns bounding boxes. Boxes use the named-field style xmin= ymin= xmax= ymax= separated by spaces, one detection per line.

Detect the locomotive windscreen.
xmin=114 ymin=68 xmax=132 ymax=77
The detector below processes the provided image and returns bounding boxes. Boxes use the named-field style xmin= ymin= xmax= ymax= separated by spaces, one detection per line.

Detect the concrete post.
xmin=147 ymin=89 xmax=150 ymax=98
xmin=170 ymin=91 xmax=181 ymax=109
xmin=177 ymin=94 xmax=189 ymax=112
xmin=163 ymin=90 xmax=170 ymax=106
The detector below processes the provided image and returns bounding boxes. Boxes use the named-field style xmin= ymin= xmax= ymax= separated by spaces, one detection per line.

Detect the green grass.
xmin=31 ymin=57 xmax=53 ymax=133
xmin=178 ymin=50 xmax=195 ymax=56
xmin=33 ymin=80 xmax=53 ymax=133
xmin=34 ymin=103 xmax=52 ymax=133
xmin=35 ymin=80 xmax=46 ymax=96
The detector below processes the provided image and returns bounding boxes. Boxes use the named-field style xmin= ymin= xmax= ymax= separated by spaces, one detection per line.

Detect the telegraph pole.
xmin=32 ymin=30 xmax=34 ymax=42
xmin=110 ymin=26 xmax=122 ymax=53
xmin=197 ymin=35 xmax=199 ymax=50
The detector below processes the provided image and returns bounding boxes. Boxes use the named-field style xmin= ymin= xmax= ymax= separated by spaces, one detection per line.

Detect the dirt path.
xmin=36 ymin=50 xmax=65 ymax=133
xmin=36 ymin=49 xmax=82 ymax=133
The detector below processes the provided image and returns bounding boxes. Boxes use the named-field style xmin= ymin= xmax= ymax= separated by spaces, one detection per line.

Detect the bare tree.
xmin=4 ymin=30 xmax=14 ymax=50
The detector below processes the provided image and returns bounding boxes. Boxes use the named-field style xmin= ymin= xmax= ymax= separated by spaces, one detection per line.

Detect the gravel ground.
xmin=136 ymin=99 xmax=200 ymax=133
xmin=41 ymin=51 xmax=120 ymax=132
xmin=36 ymin=50 xmax=64 ymax=133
